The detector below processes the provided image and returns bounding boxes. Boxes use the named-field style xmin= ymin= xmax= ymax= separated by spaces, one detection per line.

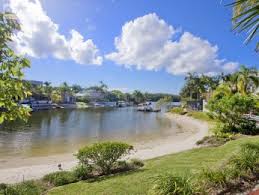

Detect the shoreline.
xmin=0 ymin=113 xmax=208 ymax=184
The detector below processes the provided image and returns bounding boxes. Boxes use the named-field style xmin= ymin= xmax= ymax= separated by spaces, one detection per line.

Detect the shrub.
xmin=207 ymin=93 xmax=257 ymax=135
xmin=198 ymin=167 xmax=229 ymax=189
xmin=241 ymin=142 xmax=259 ymax=153
xmin=43 ymin=171 xmax=77 ymax=186
xmin=148 ymin=173 xmax=194 ymax=195
xmin=129 ymin=158 xmax=144 ymax=168
xmin=196 ymin=135 xmax=233 ymax=147
xmin=228 ymin=143 xmax=259 ymax=175
xmin=237 ymin=118 xmax=258 ymax=135
xmin=113 ymin=160 xmax=131 ymax=172
xmin=76 ymin=142 xmax=133 ymax=174
xmin=0 ymin=183 xmax=7 ymax=194
xmin=3 ymin=181 xmax=43 ymax=195
xmin=73 ymin=164 xmax=92 ymax=180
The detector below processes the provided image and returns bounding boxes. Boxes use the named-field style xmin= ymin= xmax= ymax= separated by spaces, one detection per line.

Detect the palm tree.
xmin=60 ymin=82 xmax=71 ymax=94
xmin=223 ymin=65 xmax=258 ymax=94
xmin=43 ymin=81 xmax=52 ymax=100
xmin=236 ymin=65 xmax=259 ymax=94
xmin=223 ymin=72 xmax=239 ymax=93
xmin=227 ymin=0 xmax=259 ymax=51
xmin=132 ymin=90 xmax=145 ymax=104
xmin=99 ymin=81 xmax=108 ymax=91
xmin=71 ymin=84 xmax=83 ymax=94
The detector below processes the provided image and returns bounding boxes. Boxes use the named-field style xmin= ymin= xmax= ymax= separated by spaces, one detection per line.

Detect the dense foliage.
xmin=0 ymin=181 xmax=44 ymax=195
xmin=180 ymin=73 xmax=221 ymax=100
xmin=207 ymin=93 xmax=257 ymax=134
xmin=0 ymin=12 xmax=31 ymax=124
xmin=73 ymin=164 xmax=93 ymax=180
xmin=43 ymin=171 xmax=77 ymax=187
xmin=76 ymin=142 xmax=133 ymax=174
xmin=178 ymin=65 xmax=258 ymax=136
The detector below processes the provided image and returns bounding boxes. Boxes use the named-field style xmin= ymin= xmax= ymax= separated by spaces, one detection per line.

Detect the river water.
xmin=0 ymin=107 xmax=175 ymax=159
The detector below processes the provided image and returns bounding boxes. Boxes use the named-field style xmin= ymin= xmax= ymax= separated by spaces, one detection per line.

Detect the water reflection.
xmin=0 ymin=107 xmax=173 ymax=158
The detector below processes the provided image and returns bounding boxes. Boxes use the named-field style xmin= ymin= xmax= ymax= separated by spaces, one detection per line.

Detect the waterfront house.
xmin=86 ymin=88 xmax=105 ymax=101
xmin=61 ymin=91 xmax=76 ymax=104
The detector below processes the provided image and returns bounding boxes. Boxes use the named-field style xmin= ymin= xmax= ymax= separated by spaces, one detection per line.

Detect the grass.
xmin=170 ymin=107 xmax=186 ymax=115
xmin=48 ymin=136 xmax=259 ymax=195
xmin=170 ymin=108 xmax=215 ymax=123
xmin=186 ymin=111 xmax=214 ymax=123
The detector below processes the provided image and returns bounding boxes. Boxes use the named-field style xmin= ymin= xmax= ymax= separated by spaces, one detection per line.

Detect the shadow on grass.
xmin=85 ymin=168 xmax=147 ymax=183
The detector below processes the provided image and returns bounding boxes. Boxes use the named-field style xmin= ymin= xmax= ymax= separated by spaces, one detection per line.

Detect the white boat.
xmin=137 ymin=102 xmax=161 ymax=112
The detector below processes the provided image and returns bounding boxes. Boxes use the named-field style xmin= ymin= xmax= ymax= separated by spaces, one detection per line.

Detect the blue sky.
xmin=2 ymin=0 xmax=258 ymax=94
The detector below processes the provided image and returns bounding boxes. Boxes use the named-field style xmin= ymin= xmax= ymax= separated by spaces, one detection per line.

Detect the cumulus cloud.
xmin=106 ymin=13 xmax=238 ymax=75
xmin=7 ymin=0 xmax=102 ymax=65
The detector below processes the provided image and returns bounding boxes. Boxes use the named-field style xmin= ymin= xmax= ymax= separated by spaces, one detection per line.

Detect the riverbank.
xmin=0 ymin=113 xmax=209 ymax=184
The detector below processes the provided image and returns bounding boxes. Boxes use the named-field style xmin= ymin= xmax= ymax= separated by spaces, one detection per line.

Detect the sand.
xmin=0 ymin=113 xmax=208 ymax=184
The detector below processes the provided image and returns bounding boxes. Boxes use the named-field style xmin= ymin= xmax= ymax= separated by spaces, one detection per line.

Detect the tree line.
xmin=28 ymin=80 xmax=180 ymax=104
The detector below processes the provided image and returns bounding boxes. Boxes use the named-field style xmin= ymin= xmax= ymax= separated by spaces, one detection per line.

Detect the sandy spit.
xmin=0 ymin=113 xmax=208 ymax=184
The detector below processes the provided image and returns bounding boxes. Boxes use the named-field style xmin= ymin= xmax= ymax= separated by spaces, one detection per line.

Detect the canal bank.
xmin=0 ymin=113 xmax=208 ymax=183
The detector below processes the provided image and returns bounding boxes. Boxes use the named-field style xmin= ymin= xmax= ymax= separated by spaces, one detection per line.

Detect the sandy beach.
xmin=0 ymin=113 xmax=208 ymax=184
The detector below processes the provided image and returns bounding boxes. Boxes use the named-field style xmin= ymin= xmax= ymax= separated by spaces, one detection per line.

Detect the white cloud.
xmin=69 ymin=30 xmax=102 ymax=65
xmin=7 ymin=0 xmax=102 ymax=65
xmin=106 ymin=13 xmax=238 ymax=75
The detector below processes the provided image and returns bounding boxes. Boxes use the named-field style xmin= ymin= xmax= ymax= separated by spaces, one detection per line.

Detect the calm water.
xmin=0 ymin=107 xmax=174 ymax=158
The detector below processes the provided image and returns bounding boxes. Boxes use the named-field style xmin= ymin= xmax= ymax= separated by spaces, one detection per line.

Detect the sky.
xmin=1 ymin=0 xmax=258 ymax=94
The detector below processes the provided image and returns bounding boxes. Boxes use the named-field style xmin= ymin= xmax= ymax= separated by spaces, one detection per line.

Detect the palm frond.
xmin=227 ymin=0 xmax=259 ymax=51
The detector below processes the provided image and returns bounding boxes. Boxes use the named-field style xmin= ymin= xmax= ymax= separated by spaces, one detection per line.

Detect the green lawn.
xmin=48 ymin=136 xmax=259 ymax=195
xmin=186 ymin=111 xmax=215 ymax=123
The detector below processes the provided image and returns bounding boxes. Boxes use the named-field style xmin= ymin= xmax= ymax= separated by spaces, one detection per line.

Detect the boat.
xmin=137 ymin=102 xmax=161 ymax=112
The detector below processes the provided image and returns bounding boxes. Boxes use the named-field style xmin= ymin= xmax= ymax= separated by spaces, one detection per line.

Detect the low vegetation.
xmin=170 ymin=108 xmax=214 ymax=122
xmin=148 ymin=174 xmax=194 ymax=195
xmin=196 ymin=135 xmax=235 ymax=147
xmin=2 ymin=137 xmax=259 ymax=195
xmin=149 ymin=142 xmax=259 ymax=195
xmin=170 ymin=107 xmax=187 ymax=115
xmin=186 ymin=111 xmax=214 ymax=122
xmin=197 ymin=142 xmax=259 ymax=194
xmin=48 ymin=137 xmax=259 ymax=195
xmin=43 ymin=171 xmax=77 ymax=187
xmin=76 ymin=142 xmax=133 ymax=175
xmin=0 ymin=181 xmax=45 ymax=195
xmin=0 ymin=142 xmax=143 ymax=195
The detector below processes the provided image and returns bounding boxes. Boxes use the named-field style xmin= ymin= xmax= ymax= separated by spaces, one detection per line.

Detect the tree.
xmin=223 ymin=65 xmax=258 ymax=95
xmin=124 ymin=93 xmax=133 ymax=102
xmin=156 ymin=96 xmax=172 ymax=107
xmin=99 ymin=81 xmax=108 ymax=91
xmin=0 ymin=12 xmax=31 ymax=124
xmin=132 ymin=90 xmax=146 ymax=104
xmin=180 ymin=73 xmax=221 ymax=100
xmin=71 ymin=84 xmax=83 ymax=94
xmin=50 ymin=90 xmax=62 ymax=103
xmin=43 ymin=81 xmax=52 ymax=100
xmin=111 ymin=90 xmax=126 ymax=101
xmin=236 ymin=65 xmax=258 ymax=94
xmin=227 ymin=0 xmax=259 ymax=52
